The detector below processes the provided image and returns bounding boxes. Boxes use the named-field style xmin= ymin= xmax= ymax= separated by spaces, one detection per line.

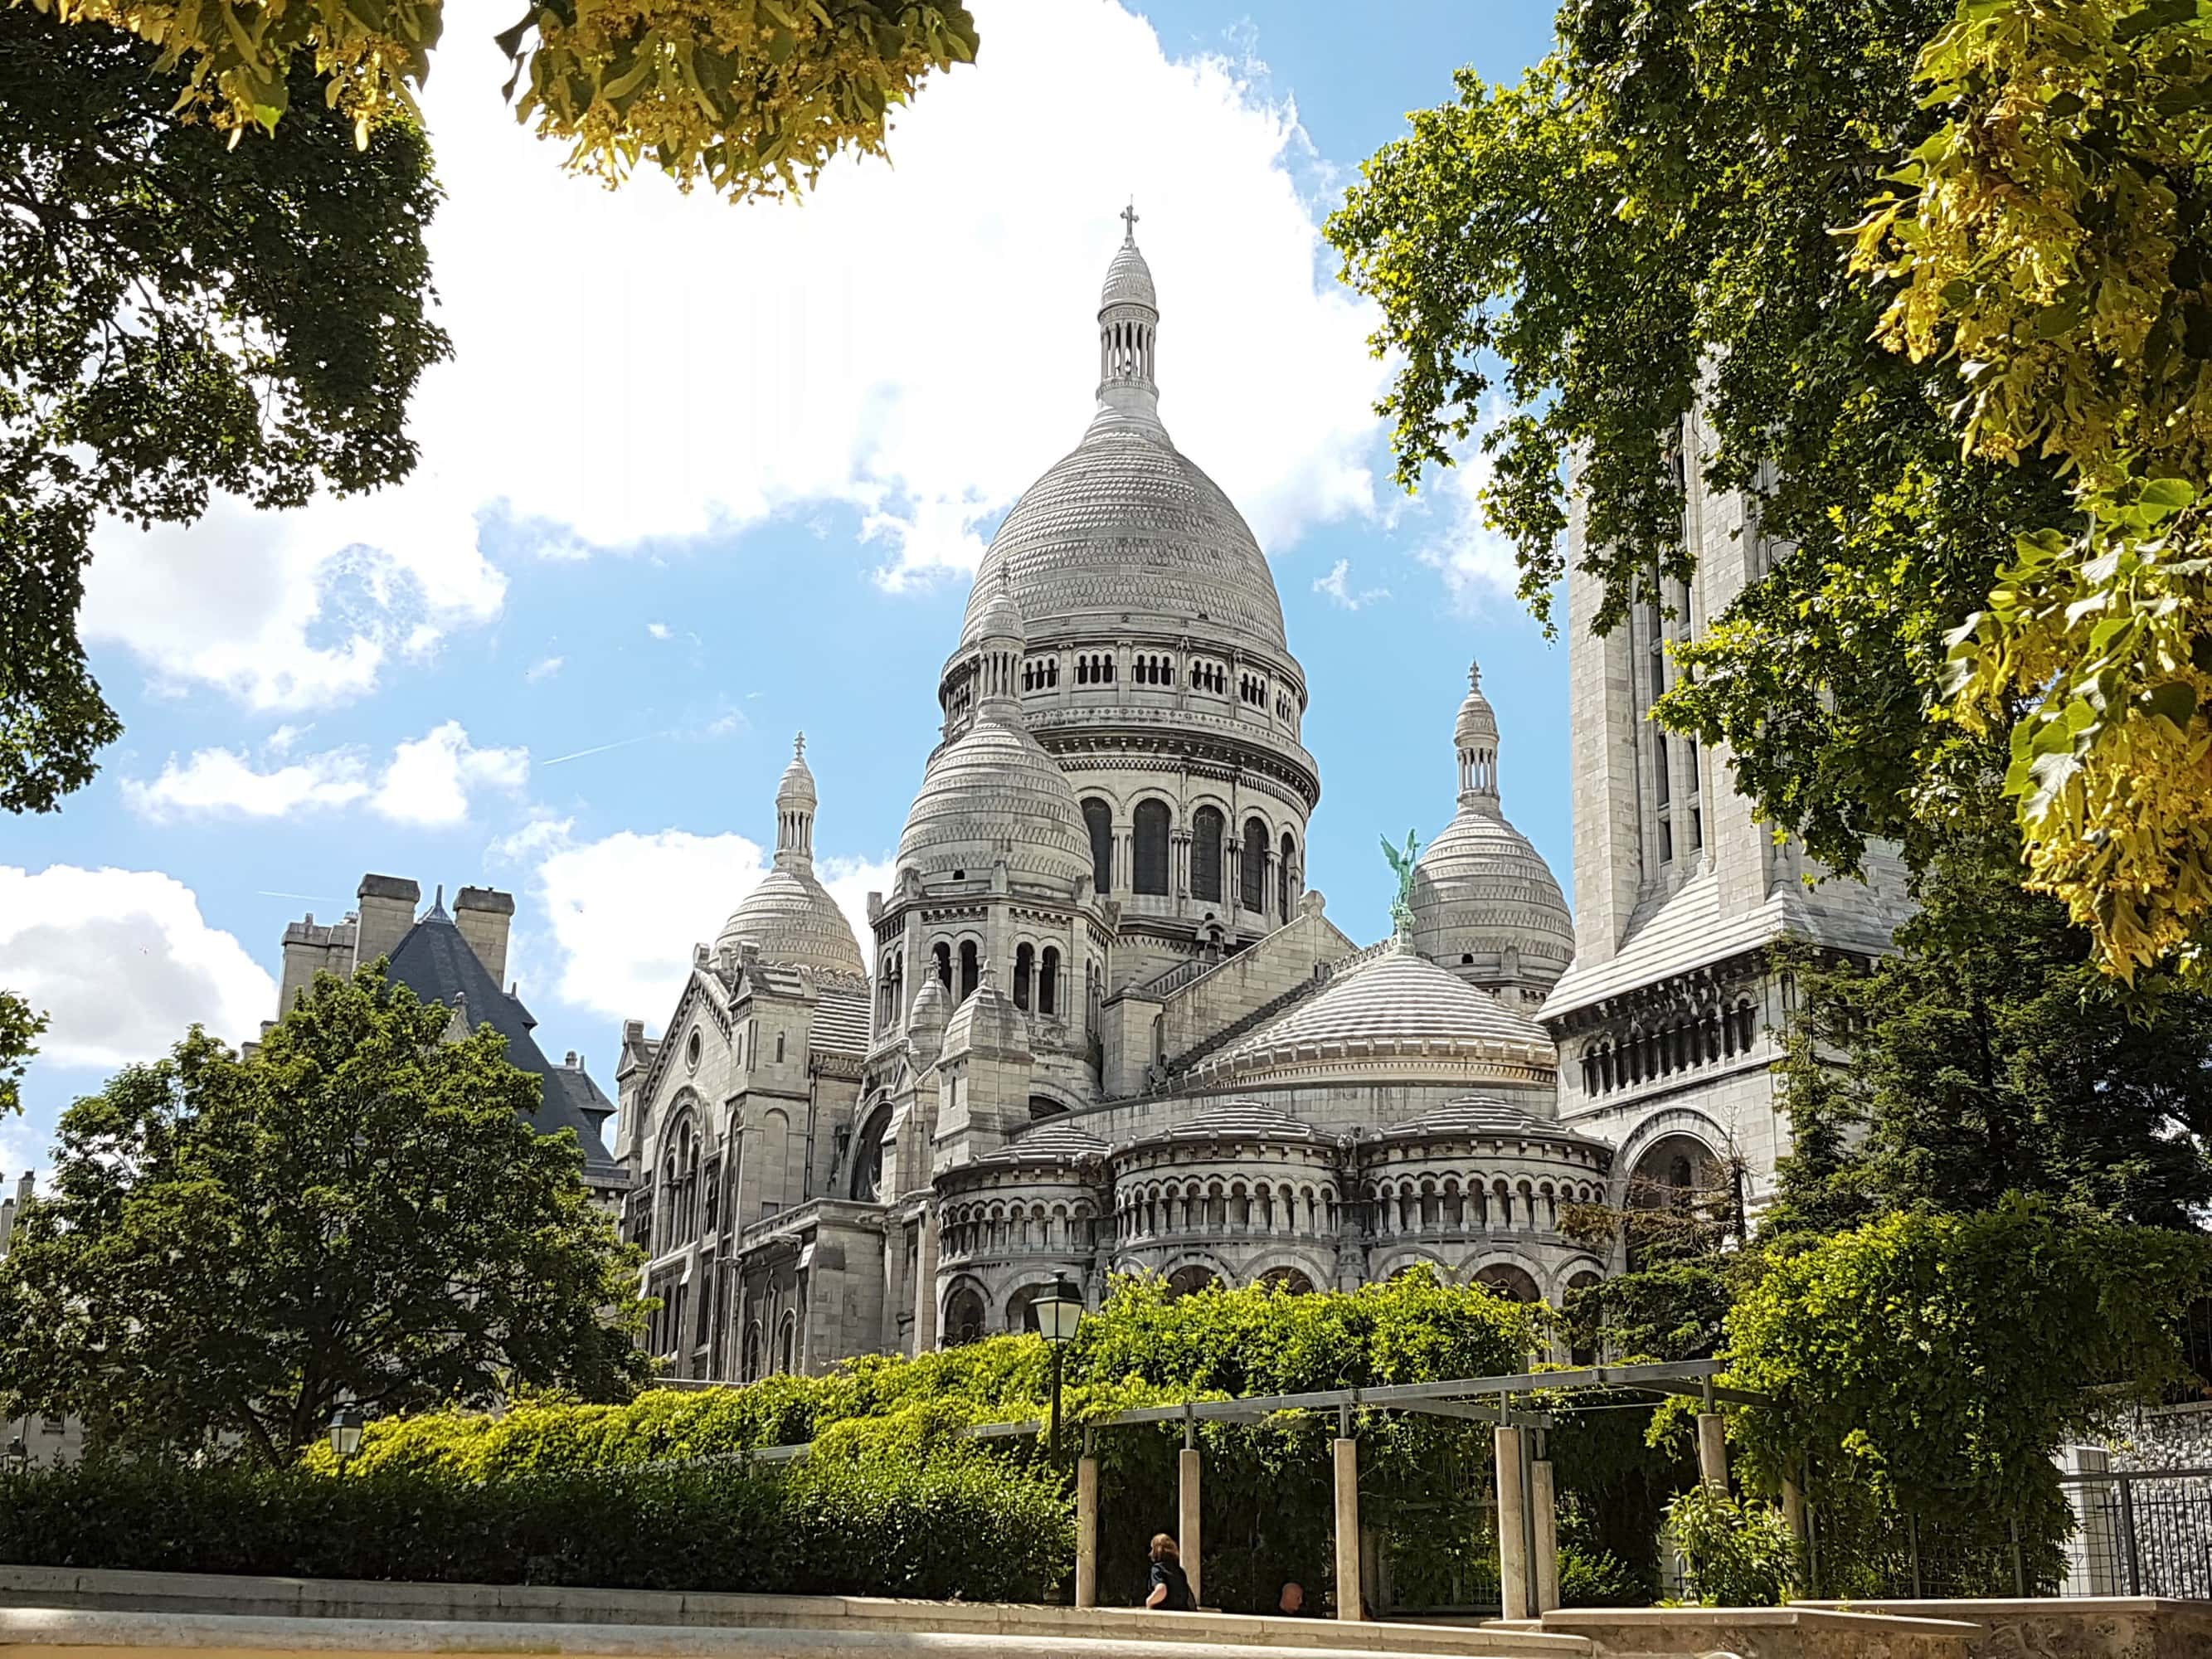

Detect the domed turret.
xmin=716 ymin=734 xmax=867 ymax=975
xmin=1411 ymin=662 xmax=1574 ymax=1000
xmin=899 ymin=572 xmax=1093 ymax=894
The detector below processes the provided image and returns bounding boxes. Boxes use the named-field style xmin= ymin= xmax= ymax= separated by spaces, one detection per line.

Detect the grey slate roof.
xmin=385 ymin=912 xmax=622 ymax=1180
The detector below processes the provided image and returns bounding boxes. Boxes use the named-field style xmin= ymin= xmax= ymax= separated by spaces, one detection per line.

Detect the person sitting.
xmin=1276 ymin=1581 xmax=1309 ymax=1617
xmin=1144 ymin=1533 xmax=1195 ymax=1611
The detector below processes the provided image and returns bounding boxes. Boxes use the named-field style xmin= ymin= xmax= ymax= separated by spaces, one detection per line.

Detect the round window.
xmin=685 ymin=1029 xmax=702 ymax=1070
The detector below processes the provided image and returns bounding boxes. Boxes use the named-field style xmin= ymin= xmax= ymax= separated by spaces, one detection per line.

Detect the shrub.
xmin=0 ymin=1447 xmax=1070 ymax=1602
xmin=1661 ymin=1486 xmax=1800 ymax=1607
xmin=1558 ymin=1542 xmax=1650 ymax=1608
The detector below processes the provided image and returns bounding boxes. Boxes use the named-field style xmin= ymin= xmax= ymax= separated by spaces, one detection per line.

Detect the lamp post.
xmin=1035 ymin=1277 xmax=1084 ymax=1461
xmin=328 ymin=1406 xmax=363 ymax=1468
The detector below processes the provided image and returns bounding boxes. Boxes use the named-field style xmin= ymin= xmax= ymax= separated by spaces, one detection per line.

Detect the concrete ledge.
xmin=0 ymin=1572 xmax=1590 ymax=1659
xmin=0 ymin=1608 xmax=1580 ymax=1659
xmin=1793 ymin=1597 xmax=2212 ymax=1659
xmin=1535 ymin=1603 xmax=1978 ymax=1658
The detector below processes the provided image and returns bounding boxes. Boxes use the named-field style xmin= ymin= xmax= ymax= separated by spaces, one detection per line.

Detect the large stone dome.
xmin=960 ymin=428 xmax=1288 ymax=661
xmin=1412 ymin=663 xmax=1573 ymax=995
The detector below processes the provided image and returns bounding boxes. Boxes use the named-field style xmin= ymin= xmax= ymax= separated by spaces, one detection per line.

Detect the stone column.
xmin=1076 ymin=1449 xmax=1101 ymax=1608
xmin=912 ymin=1204 xmax=940 ymax=1354
xmin=1179 ymin=1443 xmax=1203 ymax=1608
xmin=1530 ymin=1454 xmax=1559 ymax=1613
xmin=1495 ymin=1424 xmax=1529 ymax=1622
xmin=1697 ymin=1414 xmax=1728 ymax=1492
xmin=1333 ymin=1434 xmax=1362 ymax=1621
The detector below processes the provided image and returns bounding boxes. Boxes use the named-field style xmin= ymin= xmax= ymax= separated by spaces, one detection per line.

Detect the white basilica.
xmin=609 ymin=222 xmax=1909 ymax=1379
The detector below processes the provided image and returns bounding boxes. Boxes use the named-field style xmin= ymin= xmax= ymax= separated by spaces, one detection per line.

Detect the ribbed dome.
xmin=962 ymin=428 xmax=1289 ymax=659
xmin=1160 ymin=1101 xmax=1323 ymax=1141
xmin=1411 ymin=810 xmax=1574 ymax=985
xmin=1412 ymin=660 xmax=1573 ymax=991
xmin=1383 ymin=1095 xmax=1603 ymax=1149
xmin=1002 ymin=1121 xmax=1109 ymax=1160
xmin=1213 ymin=938 xmax=1554 ymax=1072
xmin=897 ymin=715 xmax=1092 ymax=893
xmin=1101 ymin=240 xmax=1156 ymax=310
xmin=716 ymin=868 xmax=863 ymax=975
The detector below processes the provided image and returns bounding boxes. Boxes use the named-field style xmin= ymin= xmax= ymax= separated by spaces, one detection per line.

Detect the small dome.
xmin=1411 ymin=811 xmax=1574 ymax=988
xmin=1161 ymin=1101 xmax=1323 ymax=1142
xmin=1000 ymin=1121 xmax=1109 ymax=1161
xmin=1230 ymin=941 xmax=1551 ymax=1058
xmin=715 ymin=868 xmax=863 ymax=975
xmin=974 ymin=566 xmax=1025 ymax=645
xmin=1456 ymin=661 xmax=1499 ymax=749
xmin=897 ymin=719 xmax=1092 ymax=893
xmin=1383 ymin=1095 xmax=1606 ymax=1151
xmin=1101 ymin=241 xmax=1156 ymax=311
xmin=776 ymin=733 xmax=818 ymax=813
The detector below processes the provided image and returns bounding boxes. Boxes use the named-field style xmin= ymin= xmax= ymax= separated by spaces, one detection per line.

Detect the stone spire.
xmin=1455 ymin=659 xmax=1502 ymax=813
xmin=774 ymin=732 xmax=819 ymax=871
xmin=972 ymin=565 xmax=1028 ymax=720
xmin=1095 ymin=202 xmax=1161 ymax=431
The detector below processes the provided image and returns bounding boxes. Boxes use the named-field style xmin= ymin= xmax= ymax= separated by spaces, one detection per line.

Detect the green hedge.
xmin=0 ymin=1450 xmax=1072 ymax=1602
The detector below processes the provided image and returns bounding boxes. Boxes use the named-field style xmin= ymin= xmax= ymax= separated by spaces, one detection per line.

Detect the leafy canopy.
xmin=1855 ymin=0 xmax=2212 ymax=978
xmin=0 ymin=965 xmax=650 ymax=1462
xmin=0 ymin=10 xmax=445 ymax=812
xmin=0 ymin=990 xmax=41 ymax=1119
xmin=22 ymin=0 xmax=979 ymax=203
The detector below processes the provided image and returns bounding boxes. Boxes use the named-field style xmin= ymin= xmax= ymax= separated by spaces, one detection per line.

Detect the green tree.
xmin=0 ymin=965 xmax=649 ymax=1462
xmin=1767 ymin=822 xmax=2212 ymax=1237
xmin=0 ymin=991 xmax=42 ymax=1119
xmin=1728 ymin=1198 xmax=2211 ymax=1543
xmin=1855 ymin=0 xmax=2212 ymax=980
xmin=22 ymin=1 xmax=978 ymax=203
xmin=1 ymin=8 xmax=445 ymax=813
xmin=1324 ymin=0 xmax=2069 ymax=884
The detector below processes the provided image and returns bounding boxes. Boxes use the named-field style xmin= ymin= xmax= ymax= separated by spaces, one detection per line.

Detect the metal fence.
xmin=1816 ymin=1467 xmax=2212 ymax=1600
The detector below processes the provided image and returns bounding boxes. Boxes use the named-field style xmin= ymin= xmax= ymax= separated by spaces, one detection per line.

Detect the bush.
xmin=1558 ymin=1542 xmax=1651 ymax=1608
xmin=0 ymin=1447 xmax=1071 ymax=1602
xmin=1661 ymin=1486 xmax=1800 ymax=1607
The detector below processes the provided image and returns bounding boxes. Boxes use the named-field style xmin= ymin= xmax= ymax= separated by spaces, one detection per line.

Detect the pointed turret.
xmin=1094 ymin=201 xmax=1162 ymax=432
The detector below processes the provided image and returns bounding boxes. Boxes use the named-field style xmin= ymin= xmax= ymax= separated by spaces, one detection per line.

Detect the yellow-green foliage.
xmin=307 ymin=1270 xmax=1545 ymax=1477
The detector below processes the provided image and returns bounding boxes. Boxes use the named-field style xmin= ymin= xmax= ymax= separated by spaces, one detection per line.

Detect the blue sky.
xmin=0 ymin=0 xmax=1566 ymax=1177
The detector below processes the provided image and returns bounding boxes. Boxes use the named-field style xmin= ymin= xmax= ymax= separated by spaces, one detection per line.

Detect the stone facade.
xmin=1539 ymin=412 xmax=1911 ymax=1212
xmin=608 ymin=223 xmax=1906 ymax=1382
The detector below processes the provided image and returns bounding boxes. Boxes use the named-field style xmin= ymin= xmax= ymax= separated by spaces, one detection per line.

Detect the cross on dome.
xmin=1468 ymin=659 xmax=1483 ymax=690
xmin=795 ymin=732 xmax=805 ymax=758
xmin=1120 ymin=200 xmax=1140 ymax=244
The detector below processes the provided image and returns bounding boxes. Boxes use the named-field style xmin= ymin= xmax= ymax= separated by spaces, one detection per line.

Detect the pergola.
xmin=705 ymin=1358 xmax=1772 ymax=1622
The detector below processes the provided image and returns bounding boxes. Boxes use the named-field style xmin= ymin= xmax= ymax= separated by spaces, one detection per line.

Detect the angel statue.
xmin=1380 ymin=830 xmax=1421 ymax=937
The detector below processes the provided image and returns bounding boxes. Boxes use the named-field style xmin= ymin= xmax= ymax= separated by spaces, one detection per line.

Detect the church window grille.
xmin=775 ymin=1030 xmax=785 ymax=1063
xmin=933 ymin=941 xmax=952 ymax=987
xmin=958 ymin=941 xmax=980 ymax=1000
xmin=1040 ymin=946 xmax=1060 ymax=1015
xmin=1659 ymin=817 xmax=1675 ymax=864
xmin=1014 ymin=943 xmax=1033 ymax=1010
xmin=1655 ymin=736 xmax=1670 ymax=807
xmin=1279 ymin=831 xmax=1296 ymax=916
xmin=1190 ymin=807 xmax=1224 ymax=902
xmin=1133 ymin=800 xmax=1171 ymax=895
xmin=1081 ymin=797 xmax=1114 ymax=893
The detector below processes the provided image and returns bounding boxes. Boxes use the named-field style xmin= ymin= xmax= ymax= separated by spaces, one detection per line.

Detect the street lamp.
xmin=1035 ymin=1277 xmax=1084 ymax=1461
xmin=328 ymin=1406 xmax=364 ymax=1467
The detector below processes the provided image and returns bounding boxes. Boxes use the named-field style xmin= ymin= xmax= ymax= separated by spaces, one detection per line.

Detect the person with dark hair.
xmin=1144 ymin=1533 xmax=1194 ymax=1610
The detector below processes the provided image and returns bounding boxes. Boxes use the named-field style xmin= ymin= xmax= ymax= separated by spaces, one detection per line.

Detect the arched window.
xmin=850 ymin=1104 xmax=891 ymax=1202
xmin=944 ymin=1284 xmax=986 ymax=1346
xmin=1190 ymin=807 xmax=1224 ymax=902
xmin=1241 ymin=816 xmax=1269 ymax=912
xmin=1014 ymin=942 xmax=1034 ymax=1011
xmin=1082 ymin=798 xmax=1114 ymax=894
xmin=778 ymin=1311 xmax=798 ymax=1374
xmin=1040 ymin=946 xmax=1060 ymax=1015
xmin=1475 ymin=1263 xmax=1542 ymax=1303
xmin=741 ymin=1320 xmax=763 ymax=1380
xmin=933 ymin=941 xmax=951 ymax=987
xmin=1279 ymin=831 xmax=1296 ymax=917
xmin=958 ymin=940 xmax=980 ymax=1001
xmin=1133 ymin=800 xmax=1170 ymax=896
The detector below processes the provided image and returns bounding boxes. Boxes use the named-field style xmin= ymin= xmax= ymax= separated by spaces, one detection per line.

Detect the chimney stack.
xmin=353 ymin=874 xmax=421 ymax=969
xmin=455 ymin=887 xmax=515 ymax=985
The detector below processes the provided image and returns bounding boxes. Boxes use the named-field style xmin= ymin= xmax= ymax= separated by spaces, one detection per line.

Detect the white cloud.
xmin=517 ymin=824 xmax=890 ymax=1023
xmin=124 ymin=721 xmax=527 ymax=828
xmin=0 ymin=867 xmax=275 ymax=1069
xmin=645 ymin=622 xmax=673 ymax=640
xmin=526 ymin=654 xmax=565 ymax=682
xmin=380 ymin=722 xmax=530 ymax=827
xmin=1414 ymin=406 xmax=1527 ymax=614
xmin=75 ymin=1 xmax=1390 ymax=705
xmin=1313 ymin=557 xmax=1391 ymax=611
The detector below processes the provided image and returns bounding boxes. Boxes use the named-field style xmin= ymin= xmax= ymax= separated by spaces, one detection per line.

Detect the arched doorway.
xmin=1257 ymin=1265 xmax=1316 ymax=1295
xmin=1164 ymin=1263 xmax=1219 ymax=1300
